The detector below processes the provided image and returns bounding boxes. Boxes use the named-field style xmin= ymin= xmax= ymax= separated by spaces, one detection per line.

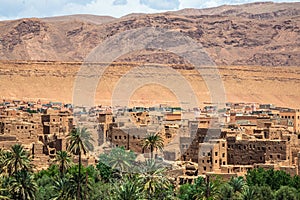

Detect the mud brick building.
xmin=180 ymin=128 xmax=227 ymax=162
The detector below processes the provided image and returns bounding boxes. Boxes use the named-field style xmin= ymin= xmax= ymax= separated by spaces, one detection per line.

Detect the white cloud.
xmin=113 ymin=0 xmax=128 ymax=5
xmin=140 ymin=0 xmax=180 ymax=10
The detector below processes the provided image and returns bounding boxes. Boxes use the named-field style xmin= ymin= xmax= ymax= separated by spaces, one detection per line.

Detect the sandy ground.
xmin=1 ymin=61 xmax=300 ymax=108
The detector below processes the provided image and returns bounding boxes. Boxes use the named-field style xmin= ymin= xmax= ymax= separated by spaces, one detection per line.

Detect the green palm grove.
xmin=1 ymin=127 xmax=300 ymax=199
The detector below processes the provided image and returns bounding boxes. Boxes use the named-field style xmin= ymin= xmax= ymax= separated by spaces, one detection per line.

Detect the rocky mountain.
xmin=0 ymin=2 xmax=299 ymax=66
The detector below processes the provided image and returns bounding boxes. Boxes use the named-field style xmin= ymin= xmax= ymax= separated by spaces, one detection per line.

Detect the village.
xmin=1 ymin=98 xmax=300 ymax=185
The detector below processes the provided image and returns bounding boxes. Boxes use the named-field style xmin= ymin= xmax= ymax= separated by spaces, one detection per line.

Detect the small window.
xmin=270 ymin=155 xmax=273 ymax=159
xmin=215 ymin=152 xmax=218 ymax=156
xmin=223 ymin=161 xmax=226 ymax=165
xmin=215 ymin=160 xmax=218 ymax=163
xmin=277 ymin=155 xmax=280 ymax=159
xmin=119 ymin=136 xmax=121 ymax=139
xmin=222 ymin=153 xmax=225 ymax=158
xmin=203 ymin=166 xmax=206 ymax=171
xmin=222 ymin=143 xmax=225 ymax=147
xmin=124 ymin=136 xmax=126 ymax=139
xmin=115 ymin=136 xmax=117 ymax=140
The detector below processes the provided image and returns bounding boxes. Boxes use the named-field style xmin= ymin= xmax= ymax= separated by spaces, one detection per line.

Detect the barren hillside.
xmin=0 ymin=2 xmax=299 ymax=66
xmin=0 ymin=2 xmax=299 ymax=107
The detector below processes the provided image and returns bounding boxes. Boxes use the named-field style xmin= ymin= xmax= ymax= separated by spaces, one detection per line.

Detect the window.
xmin=222 ymin=153 xmax=225 ymax=158
xmin=207 ymin=160 xmax=210 ymax=163
xmin=222 ymin=143 xmax=225 ymax=148
xmin=277 ymin=155 xmax=280 ymax=159
xmin=124 ymin=136 xmax=127 ymax=139
xmin=215 ymin=160 xmax=218 ymax=163
xmin=115 ymin=136 xmax=117 ymax=140
xmin=270 ymin=155 xmax=273 ymax=159
xmin=215 ymin=152 xmax=218 ymax=156
xmin=223 ymin=161 xmax=226 ymax=165
xmin=203 ymin=166 xmax=206 ymax=171
xmin=119 ymin=136 xmax=121 ymax=139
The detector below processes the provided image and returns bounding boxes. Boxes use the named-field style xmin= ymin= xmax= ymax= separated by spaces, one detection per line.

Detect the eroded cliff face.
xmin=1 ymin=60 xmax=300 ymax=108
xmin=0 ymin=2 xmax=299 ymax=66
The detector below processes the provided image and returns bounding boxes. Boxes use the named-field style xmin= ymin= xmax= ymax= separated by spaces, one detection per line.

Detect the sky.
xmin=0 ymin=0 xmax=299 ymax=21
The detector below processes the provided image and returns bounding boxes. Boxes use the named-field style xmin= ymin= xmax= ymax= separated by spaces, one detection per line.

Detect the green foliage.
xmin=8 ymin=169 xmax=37 ymax=200
xmin=178 ymin=176 xmax=223 ymax=200
xmin=96 ymin=161 xmax=114 ymax=182
xmin=53 ymin=151 xmax=72 ymax=176
xmin=246 ymin=168 xmax=294 ymax=190
xmin=142 ymin=132 xmax=164 ymax=159
xmin=251 ymin=185 xmax=274 ymax=200
xmin=99 ymin=147 xmax=136 ymax=174
xmin=3 ymin=139 xmax=300 ymax=200
xmin=1 ymin=144 xmax=31 ymax=176
xmin=275 ymin=186 xmax=299 ymax=200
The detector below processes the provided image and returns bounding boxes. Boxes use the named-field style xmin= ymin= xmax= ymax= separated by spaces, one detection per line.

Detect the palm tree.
xmin=0 ymin=177 xmax=9 ymax=200
xmin=8 ymin=169 xmax=37 ymax=200
xmin=51 ymin=177 xmax=70 ymax=200
xmin=53 ymin=151 xmax=72 ymax=177
xmin=138 ymin=160 xmax=171 ymax=198
xmin=4 ymin=144 xmax=31 ymax=176
xmin=142 ymin=132 xmax=164 ymax=160
xmin=112 ymin=175 xmax=143 ymax=200
xmin=228 ymin=176 xmax=245 ymax=194
xmin=99 ymin=147 xmax=136 ymax=174
xmin=241 ymin=186 xmax=256 ymax=200
xmin=193 ymin=176 xmax=221 ymax=200
xmin=67 ymin=127 xmax=94 ymax=200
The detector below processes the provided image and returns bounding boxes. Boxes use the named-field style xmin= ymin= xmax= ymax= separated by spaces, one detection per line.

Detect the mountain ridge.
xmin=0 ymin=2 xmax=299 ymax=66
